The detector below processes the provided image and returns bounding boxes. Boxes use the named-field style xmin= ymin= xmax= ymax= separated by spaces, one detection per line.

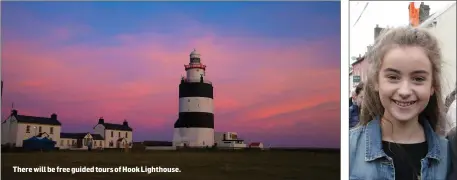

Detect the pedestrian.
xmin=87 ymin=139 xmax=92 ymax=151
xmin=350 ymin=82 xmax=364 ymax=128
xmin=447 ymin=127 xmax=456 ymax=180
xmin=349 ymin=27 xmax=451 ymax=180
xmin=124 ymin=142 xmax=129 ymax=153
xmin=350 ymin=90 xmax=355 ymax=107
xmin=445 ymin=86 xmax=456 ymax=133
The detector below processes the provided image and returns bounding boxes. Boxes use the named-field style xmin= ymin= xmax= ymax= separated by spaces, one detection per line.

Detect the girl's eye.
xmin=413 ymin=77 xmax=426 ymax=82
xmin=387 ymin=75 xmax=399 ymax=80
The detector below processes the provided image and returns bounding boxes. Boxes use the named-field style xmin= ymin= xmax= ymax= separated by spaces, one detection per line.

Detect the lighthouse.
xmin=173 ymin=49 xmax=215 ymax=148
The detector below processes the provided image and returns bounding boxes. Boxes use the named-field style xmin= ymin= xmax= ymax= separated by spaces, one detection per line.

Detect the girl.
xmin=349 ymin=27 xmax=451 ymax=180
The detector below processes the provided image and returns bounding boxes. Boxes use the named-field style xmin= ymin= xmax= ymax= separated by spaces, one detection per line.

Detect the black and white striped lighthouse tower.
xmin=173 ymin=49 xmax=214 ymax=147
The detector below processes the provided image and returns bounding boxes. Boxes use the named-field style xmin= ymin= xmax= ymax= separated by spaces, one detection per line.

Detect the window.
xmin=67 ymin=140 xmax=70 ymax=145
xmin=188 ymin=99 xmax=190 ymax=102
xmin=26 ymin=125 xmax=30 ymax=133
xmin=50 ymin=127 xmax=54 ymax=134
xmin=125 ymin=132 xmax=128 ymax=138
xmin=60 ymin=140 xmax=63 ymax=146
xmin=39 ymin=126 xmax=42 ymax=133
xmin=111 ymin=131 xmax=113 ymax=137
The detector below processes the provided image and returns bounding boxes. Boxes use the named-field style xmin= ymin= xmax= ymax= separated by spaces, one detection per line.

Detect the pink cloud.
xmin=2 ymin=20 xmax=340 ymax=146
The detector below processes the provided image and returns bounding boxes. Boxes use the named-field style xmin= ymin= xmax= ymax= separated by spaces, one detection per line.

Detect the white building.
xmin=214 ymin=132 xmax=246 ymax=149
xmin=1 ymin=109 xmax=62 ymax=147
xmin=419 ymin=2 xmax=456 ymax=102
xmin=93 ymin=117 xmax=133 ymax=148
xmin=248 ymin=142 xmax=264 ymax=149
xmin=59 ymin=132 xmax=104 ymax=150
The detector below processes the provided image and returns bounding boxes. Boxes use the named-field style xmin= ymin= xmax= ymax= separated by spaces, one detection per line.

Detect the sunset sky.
xmin=1 ymin=2 xmax=341 ymax=148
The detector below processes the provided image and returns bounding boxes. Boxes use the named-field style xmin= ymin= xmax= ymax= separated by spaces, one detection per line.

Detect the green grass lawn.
xmin=1 ymin=150 xmax=340 ymax=180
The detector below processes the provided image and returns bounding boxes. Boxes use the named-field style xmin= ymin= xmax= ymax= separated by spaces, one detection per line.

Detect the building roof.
xmin=92 ymin=134 xmax=104 ymax=140
xmin=14 ymin=115 xmax=62 ymax=126
xmin=351 ymin=56 xmax=365 ymax=66
xmin=2 ymin=110 xmax=61 ymax=126
xmin=190 ymin=48 xmax=200 ymax=56
xmin=419 ymin=2 xmax=456 ymax=28
xmin=103 ymin=123 xmax=133 ymax=131
xmin=249 ymin=142 xmax=262 ymax=146
xmin=60 ymin=133 xmax=104 ymax=140
xmin=95 ymin=118 xmax=133 ymax=131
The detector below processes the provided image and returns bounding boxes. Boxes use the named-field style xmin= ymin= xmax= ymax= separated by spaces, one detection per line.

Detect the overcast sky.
xmin=349 ymin=1 xmax=455 ymax=63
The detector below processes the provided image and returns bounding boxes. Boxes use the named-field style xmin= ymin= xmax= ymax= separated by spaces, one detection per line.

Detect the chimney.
xmin=374 ymin=24 xmax=384 ymax=40
xmin=123 ymin=119 xmax=128 ymax=126
xmin=98 ymin=117 xmax=104 ymax=124
xmin=419 ymin=2 xmax=430 ymax=24
xmin=51 ymin=113 xmax=57 ymax=120
xmin=11 ymin=109 xmax=18 ymax=116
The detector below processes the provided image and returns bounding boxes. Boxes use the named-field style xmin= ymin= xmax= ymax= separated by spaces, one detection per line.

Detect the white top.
xmin=190 ymin=49 xmax=201 ymax=58
xmin=446 ymin=100 xmax=456 ymax=134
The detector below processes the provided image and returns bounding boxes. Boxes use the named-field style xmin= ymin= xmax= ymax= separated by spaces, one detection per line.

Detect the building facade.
xmin=93 ymin=118 xmax=133 ymax=148
xmin=248 ymin=142 xmax=264 ymax=149
xmin=350 ymin=25 xmax=385 ymax=90
xmin=420 ymin=2 xmax=456 ymax=102
xmin=60 ymin=133 xmax=104 ymax=150
xmin=1 ymin=109 xmax=62 ymax=147
xmin=2 ymin=110 xmax=134 ymax=150
xmin=351 ymin=56 xmax=368 ymax=89
xmin=214 ymin=132 xmax=246 ymax=149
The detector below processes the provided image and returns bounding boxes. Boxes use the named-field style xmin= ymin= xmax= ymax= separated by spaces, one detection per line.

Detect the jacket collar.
xmin=364 ymin=116 xmax=442 ymax=162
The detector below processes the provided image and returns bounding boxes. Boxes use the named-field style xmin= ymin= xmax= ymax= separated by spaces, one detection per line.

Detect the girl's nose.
xmin=398 ymin=81 xmax=412 ymax=99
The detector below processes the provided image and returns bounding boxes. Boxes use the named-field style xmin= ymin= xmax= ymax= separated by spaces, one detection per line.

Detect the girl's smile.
xmin=392 ymin=99 xmax=417 ymax=107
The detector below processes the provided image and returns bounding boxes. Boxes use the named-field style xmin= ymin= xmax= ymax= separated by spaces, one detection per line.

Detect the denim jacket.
xmin=349 ymin=117 xmax=451 ymax=180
